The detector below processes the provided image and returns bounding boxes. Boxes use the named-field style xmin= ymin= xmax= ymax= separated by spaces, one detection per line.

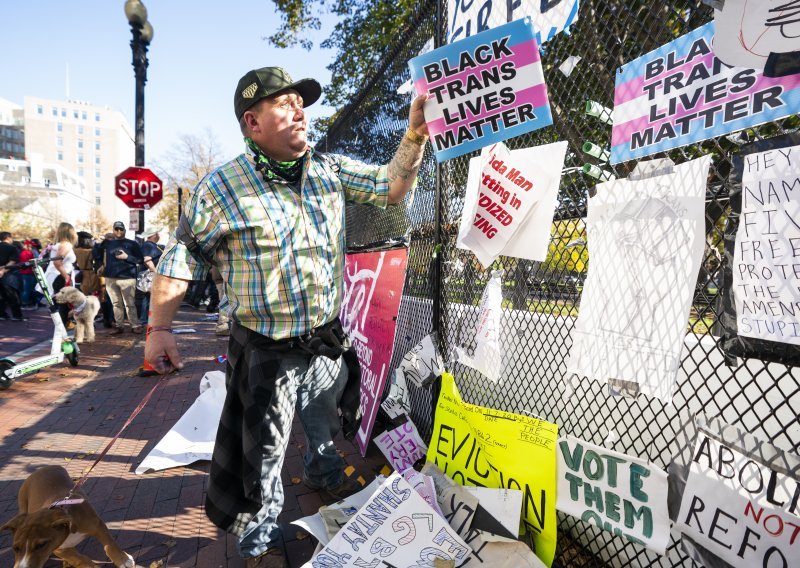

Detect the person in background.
xmin=18 ymin=240 xmax=36 ymax=309
xmin=93 ymin=233 xmax=115 ymax=328
xmin=138 ymin=228 xmax=163 ymax=326
xmin=101 ymin=221 xmax=143 ymax=334
xmin=74 ymin=231 xmax=100 ymax=299
xmin=0 ymin=231 xmax=24 ymax=321
xmin=41 ymin=222 xmax=78 ymax=327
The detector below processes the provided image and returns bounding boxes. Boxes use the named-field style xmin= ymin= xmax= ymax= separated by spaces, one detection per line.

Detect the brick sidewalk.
xmin=0 ymin=309 xmax=389 ymax=567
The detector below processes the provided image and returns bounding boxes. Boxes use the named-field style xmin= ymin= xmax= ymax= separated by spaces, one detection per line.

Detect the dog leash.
xmin=52 ymin=373 xmax=171 ymax=506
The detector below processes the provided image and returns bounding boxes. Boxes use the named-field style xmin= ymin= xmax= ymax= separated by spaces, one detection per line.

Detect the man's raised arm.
xmin=387 ymin=93 xmax=430 ymax=204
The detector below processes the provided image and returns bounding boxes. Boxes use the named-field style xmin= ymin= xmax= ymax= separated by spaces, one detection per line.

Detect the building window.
xmin=81 ymin=111 xmax=87 ymax=120
xmin=36 ymin=105 xmax=43 ymax=114
xmin=61 ymin=108 xmax=66 ymax=117
xmin=52 ymin=107 xmax=57 ymax=117
xmin=77 ymin=139 xmax=84 ymax=149
xmin=95 ymin=184 xmax=101 ymax=193
xmin=57 ymin=137 xmax=63 ymax=147
xmin=94 ymin=127 xmax=100 ymax=136
xmin=95 ymin=113 xmax=100 ymax=122
xmin=95 ymin=196 xmax=101 ymax=205
xmin=57 ymin=122 xmax=63 ymax=132
xmin=77 ymin=125 xmax=84 ymax=135
xmin=78 ymin=167 xmax=84 ymax=176
xmin=95 ymin=170 xmax=100 ymax=178
xmin=78 ymin=154 xmax=84 ymax=163
xmin=73 ymin=110 xmax=79 ymax=119
xmin=95 ymin=156 xmax=100 ymax=165
xmin=95 ymin=141 xmax=100 ymax=150
xmin=57 ymin=151 xmax=63 ymax=161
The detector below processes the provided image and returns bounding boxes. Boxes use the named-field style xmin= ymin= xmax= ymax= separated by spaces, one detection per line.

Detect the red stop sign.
xmin=115 ymin=167 xmax=163 ymax=209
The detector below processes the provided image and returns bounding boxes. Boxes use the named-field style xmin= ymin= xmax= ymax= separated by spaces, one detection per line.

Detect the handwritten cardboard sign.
xmin=409 ymin=18 xmax=553 ymax=162
xmin=447 ymin=0 xmax=580 ymax=46
xmin=310 ymin=472 xmax=471 ymax=567
xmin=713 ymin=0 xmax=800 ymax=75
xmin=341 ymin=248 xmax=408 ymax=456
xmin=676 ymin=431 xmax=800 ymax=567
xmin=733 ymin=143 xmax=800 ymax=345
xmin=376 ymin=421 xmax=429 ymax=473
xmin=556 ymin=437 xmax=670 ymax=555
xmin=611 ymin=22 xmax=800 ymax=164
xmin=458 ymin=141 xmax=567 ymax=266
xmin=428 ymin=373 xmax=558 ymax=566
xmin=399 ymin=334 xmax=444 ymax=388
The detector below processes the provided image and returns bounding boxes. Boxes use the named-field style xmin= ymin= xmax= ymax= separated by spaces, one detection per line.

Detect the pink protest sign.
xmin=375 ymin=421 xmax=428 ymax=473
xmin=341 ymin=247 xmax=408 ymax=456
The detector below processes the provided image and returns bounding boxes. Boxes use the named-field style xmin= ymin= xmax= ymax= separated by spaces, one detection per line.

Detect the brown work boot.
xmin=131 ymin=326 xmax=143 ymax=334
xmin=243 ymin=548 xmax=287 ymax=568
xmin=304 ymin=473 xmax=362 ymax=503
xmin=110 ymin=326 xmax=124 ymax=335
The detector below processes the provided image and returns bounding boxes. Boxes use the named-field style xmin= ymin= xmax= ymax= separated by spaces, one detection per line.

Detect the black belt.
xmin=231 ymin=317 xmax=350 ymax=360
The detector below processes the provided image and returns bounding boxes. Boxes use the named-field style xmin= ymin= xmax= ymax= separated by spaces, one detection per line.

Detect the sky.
xmin=2 ymin=0 xmax=338 ymax=166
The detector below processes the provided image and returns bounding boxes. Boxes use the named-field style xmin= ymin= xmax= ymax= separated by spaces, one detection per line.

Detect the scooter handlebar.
xmin=4 ymin=256 xmax=64 ymax=269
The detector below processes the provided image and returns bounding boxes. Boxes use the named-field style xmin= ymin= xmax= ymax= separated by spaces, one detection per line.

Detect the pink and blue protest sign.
xmin=611 ymin=22 xmax=800 ymax=165
xmin=409 ymin=17 xmax=553 ymax=162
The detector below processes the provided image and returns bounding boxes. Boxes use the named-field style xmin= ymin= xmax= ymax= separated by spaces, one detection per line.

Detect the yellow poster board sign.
xmin=428 ymin=373 xmax=558 ymax=566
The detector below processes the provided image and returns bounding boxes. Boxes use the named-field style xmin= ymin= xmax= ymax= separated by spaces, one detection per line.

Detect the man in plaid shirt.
xmin=146 ymin=67 xmax=428 ymax=568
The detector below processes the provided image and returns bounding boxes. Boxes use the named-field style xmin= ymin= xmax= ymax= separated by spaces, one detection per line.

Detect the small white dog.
xmin=53 ymin=286 xmax=101 ymax=343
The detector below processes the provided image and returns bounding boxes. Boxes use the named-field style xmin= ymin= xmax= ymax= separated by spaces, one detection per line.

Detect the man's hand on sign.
xmin=409 ymin=93 xmax=430 ymax=138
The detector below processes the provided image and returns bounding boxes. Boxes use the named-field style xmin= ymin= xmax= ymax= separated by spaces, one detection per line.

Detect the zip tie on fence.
xmin=585 ymin=100 xmax=614 ymax=125
xmin=582 ymin=141 xmax=610 ymax=163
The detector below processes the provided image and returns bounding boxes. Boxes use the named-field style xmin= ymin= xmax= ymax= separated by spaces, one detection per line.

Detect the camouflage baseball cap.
xmin=234 ymin=67 xmax=321 ymax=120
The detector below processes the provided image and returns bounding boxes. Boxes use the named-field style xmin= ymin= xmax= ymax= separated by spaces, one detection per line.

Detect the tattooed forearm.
xmin=387 ymin=135 xmax=425 ymax=203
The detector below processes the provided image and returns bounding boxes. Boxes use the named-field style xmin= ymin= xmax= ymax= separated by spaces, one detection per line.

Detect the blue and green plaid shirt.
xmin=158 ymin=147 xmax=389 ymax=339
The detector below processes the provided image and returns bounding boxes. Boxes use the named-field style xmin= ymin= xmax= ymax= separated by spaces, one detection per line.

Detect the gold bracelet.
xmin=405 ymin=128 xmax=428 ymax=146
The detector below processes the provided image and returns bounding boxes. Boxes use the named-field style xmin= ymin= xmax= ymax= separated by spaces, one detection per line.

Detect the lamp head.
xmin=124 ymin=0 xmax=148 ymax=27
xmin=141 ymin=21 xmax=154 ymax=44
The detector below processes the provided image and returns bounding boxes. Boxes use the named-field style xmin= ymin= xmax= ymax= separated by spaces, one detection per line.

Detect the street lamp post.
xmin=124 ymin=0 xmax=153 ymax=234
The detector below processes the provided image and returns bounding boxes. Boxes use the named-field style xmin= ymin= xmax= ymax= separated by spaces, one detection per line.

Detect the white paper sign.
xmin=308 ymin=473 xmax=471 ymax=567
xmin=399 ymin=334 xmax=444 ymax=387
xmin=375 ymin=421 xmax=429 ymax=473
xmin=463 ymin=487 xmax=523 ymax=538
xmin=733 ymin=144 xmax=800 ymax=345
xmin=447 ymin=0 xmax=580 ymax=45
xmin=381 ymin=368 xmax=411 ymax=419
xmin=567 ymin=156 xmax=711 ymax=402
xmin=676 ymin=432 xmax=800 ymax=567
xmin=135 ymin=370 xmax=225 ymax=474
xmin=457 ymin=271 xmax=504 ymax=382
xmin=713 ymin=0 xmax=800 ymax=71
xmin=457 ymin=141 xmax=567 ymax=265
xmin=556 ymin=437 xmax=670 ymax=555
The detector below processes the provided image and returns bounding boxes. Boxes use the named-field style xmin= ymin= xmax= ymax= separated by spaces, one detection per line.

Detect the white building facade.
xmin=22 ymin=96 xmax=135 ymax=225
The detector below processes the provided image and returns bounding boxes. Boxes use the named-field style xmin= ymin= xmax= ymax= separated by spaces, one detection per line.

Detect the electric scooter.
xmin=0 ymin=256 xmax=79 ymax=390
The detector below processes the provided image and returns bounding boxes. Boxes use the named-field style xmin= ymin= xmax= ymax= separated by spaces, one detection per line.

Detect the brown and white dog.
xmin=1 ymin=465 xmax=135 ymax=568
xmin=53 ymin=286 xmax=101 ymax=343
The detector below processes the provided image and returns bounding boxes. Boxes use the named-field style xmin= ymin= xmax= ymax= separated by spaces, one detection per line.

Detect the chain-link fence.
xmin=317 ymin=1 xmax=800 ymax=566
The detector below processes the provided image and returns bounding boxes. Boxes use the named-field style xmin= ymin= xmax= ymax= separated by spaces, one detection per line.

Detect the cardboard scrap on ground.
xmin=305 ymin=472 xmax=471 ymax=567
xmin=292 ymin=477 xmax=385 ymax=546
xmin=135 ymin=370 xmax=225 ymax=474
xmin=375 ymin=420 xmax=428 ymax=473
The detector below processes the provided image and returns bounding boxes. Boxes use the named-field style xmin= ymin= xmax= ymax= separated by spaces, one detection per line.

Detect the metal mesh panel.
xmin=319 ymin=1 xmax=800 ymax=566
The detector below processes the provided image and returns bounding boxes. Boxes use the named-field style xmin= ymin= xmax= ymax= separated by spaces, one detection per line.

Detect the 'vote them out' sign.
xmin=409 ymin=17 xmax=553 ymax=162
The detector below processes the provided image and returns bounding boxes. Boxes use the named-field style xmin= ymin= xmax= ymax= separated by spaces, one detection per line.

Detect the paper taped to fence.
xmin=720 ymin=133 xmax=800 ymax=365
xmin=611 ymin=21 xmax=800 ymax=164
xmin=556 ymin=436 xmax=670 ymax=555
xmin=409 ymin=18 xmax=553 ymax=162
xmin=675 ymin=431 xmax=800 ymax=567
xmin=712 ymin=0 xmax=800 ymax=74
xmin=428 ymin=373 xmax=558 ymax=566
xmin=341 ymin=247 xmax=408 ymax=456
xmin=457 ymin=270 xmax=503 ymax=382
xmin=375 ymin=421 xmax=428 ymax=473
xmin=567 ymin=155 xmax=711 ymax=402
xmin=399 ymin=334 xmax=444 ymax=387
xmin=458 ymin=141 xmax=567 ymax=265
xmin=308 ymin=473 xmax=471 ymax=567
xmin=135 ymin=370 xmax=225 ymax=474
xmin=381 ymin=368 xmax=412 ymax=419
xmin=447 ymin=0 xmax=580 ymax=46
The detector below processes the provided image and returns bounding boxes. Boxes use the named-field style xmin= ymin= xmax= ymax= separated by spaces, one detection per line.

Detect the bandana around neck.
xmin=245 ymin=137 xmax=304 ymax=186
